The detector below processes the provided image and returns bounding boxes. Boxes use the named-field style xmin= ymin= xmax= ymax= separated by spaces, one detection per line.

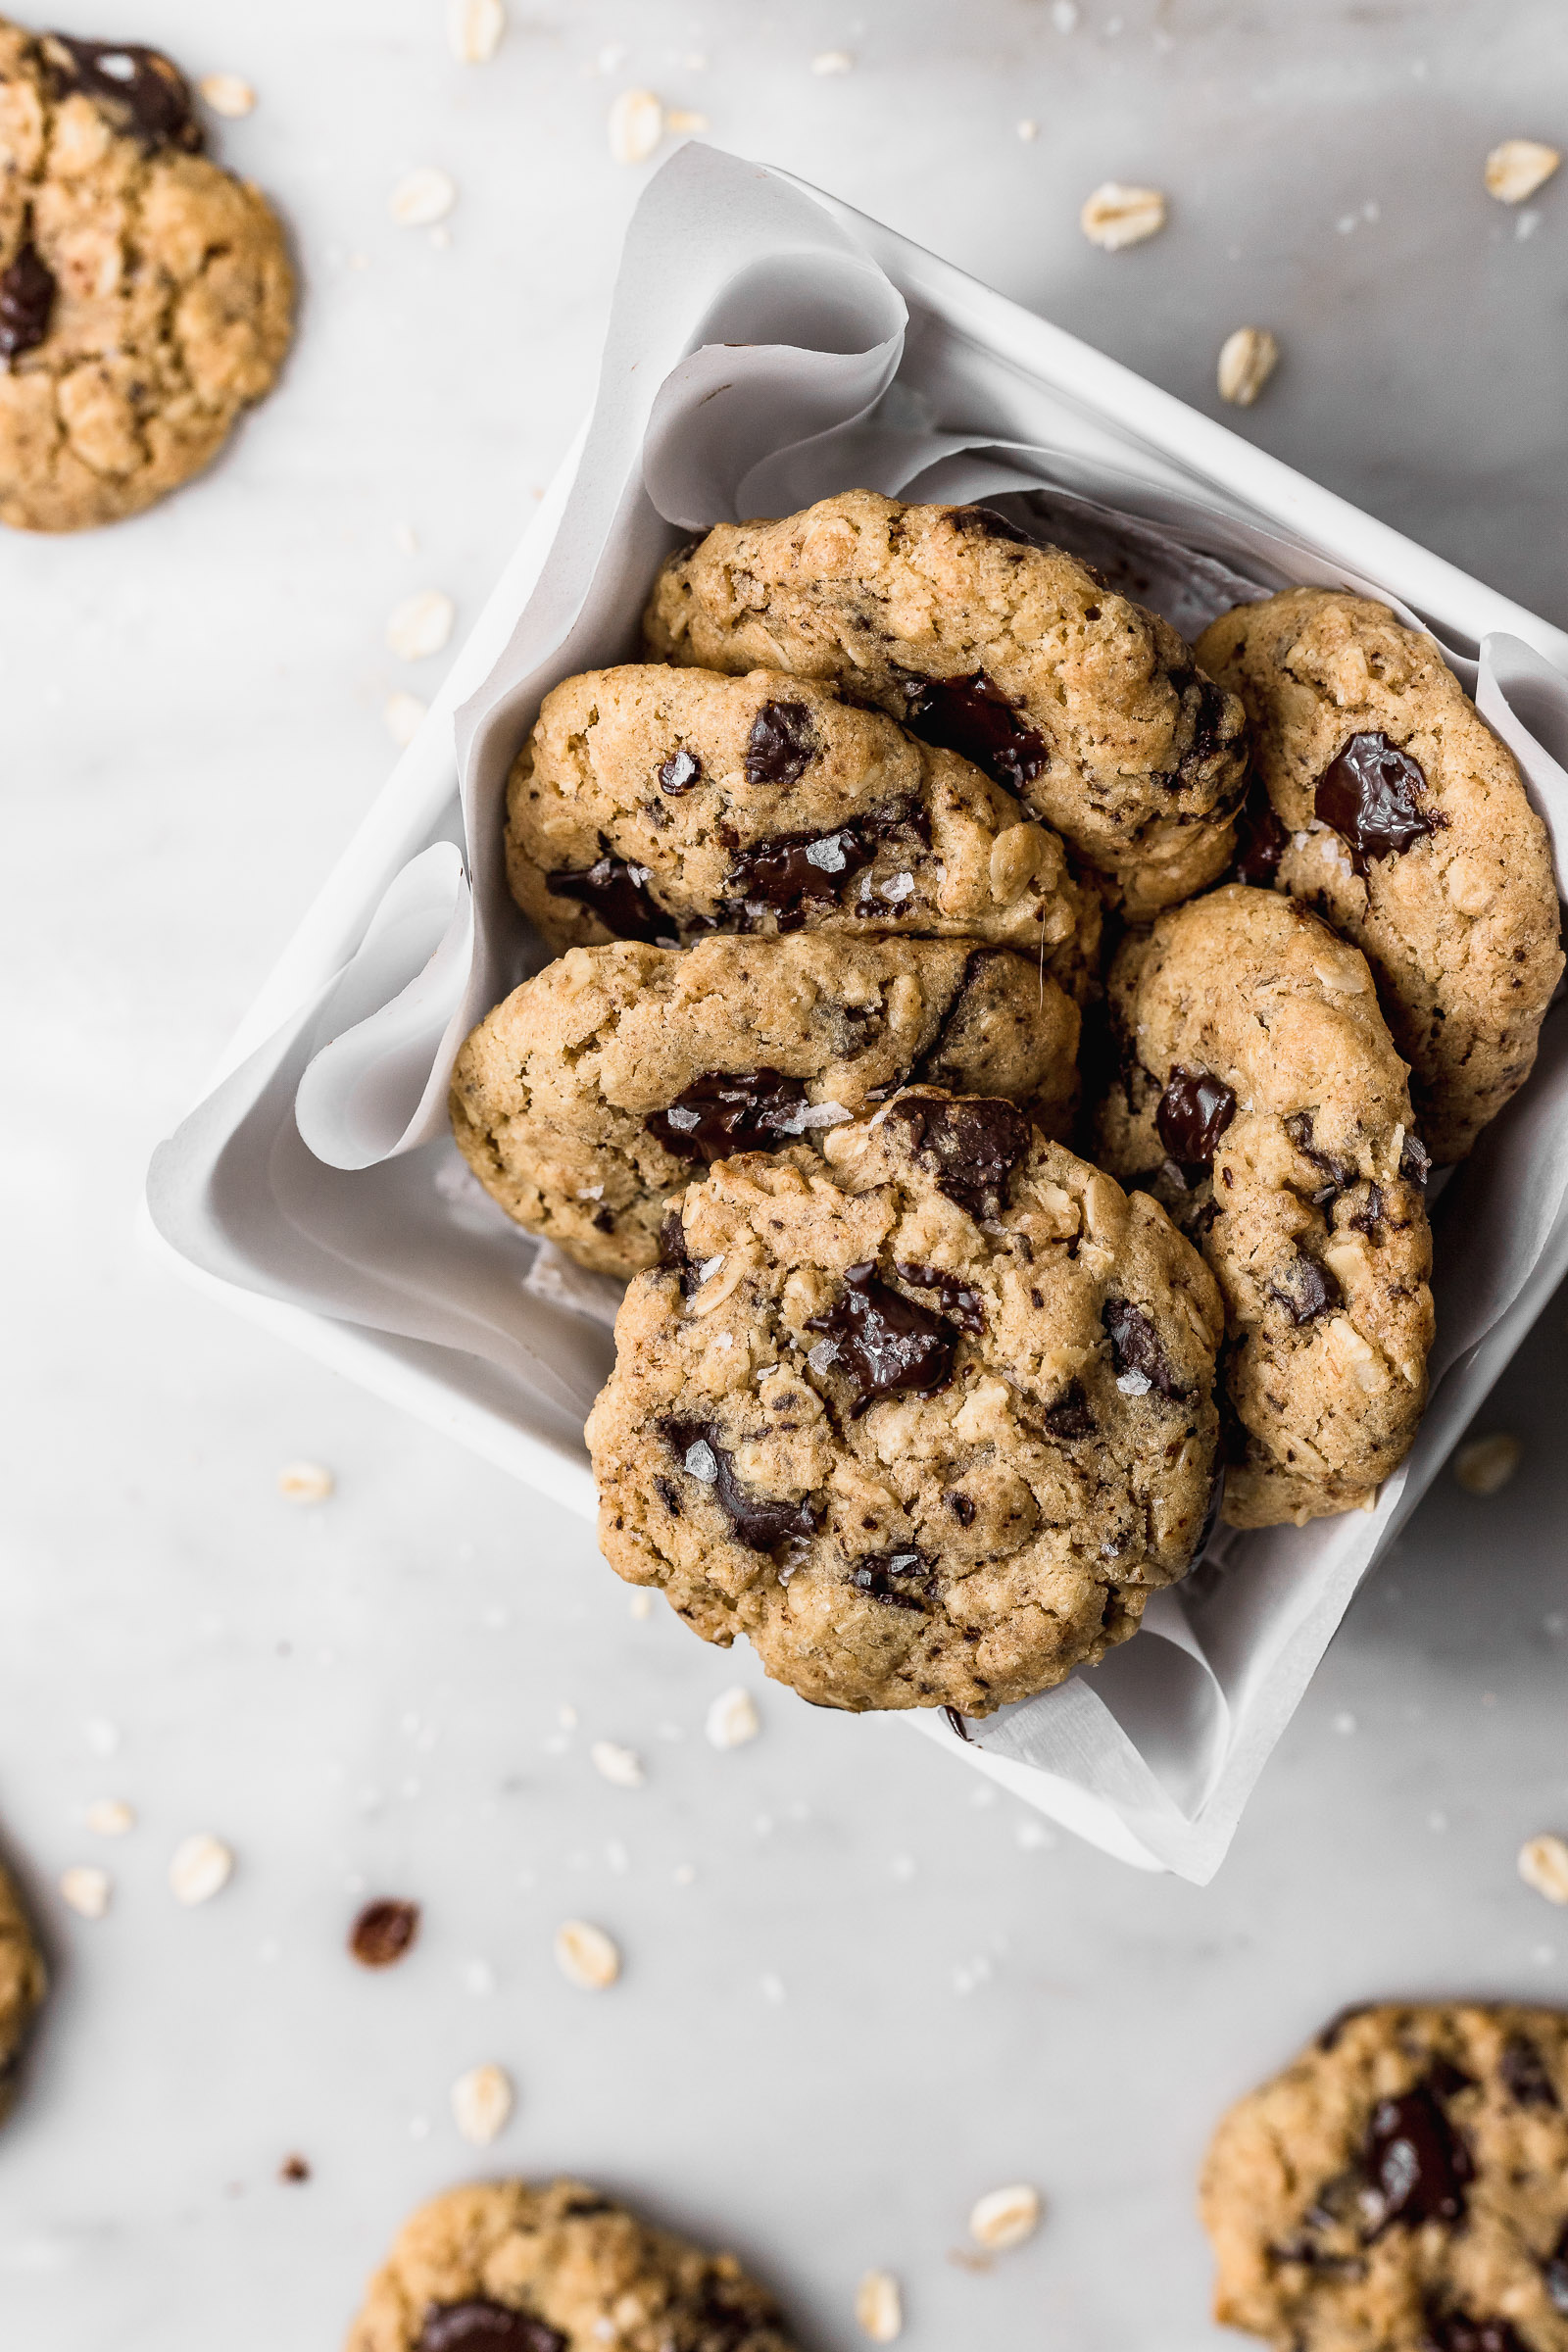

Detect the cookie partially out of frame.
xmin=642 ymin=491 xmax=1250 ymax=917
xmin=1201 ymin=2002 xmax=1568 ymax=2352
xmin=451 ymin=933 xmax=1082 ymax=1279
xmin=345 ymin=2178 xmax=795 ymax=2352
xmin=0 ymin=1859 xmax=46 ymax=2122
xmin=506 ymin=662 xmax=1101 ymax=998
xmin=585 ymin=1088 xmax=1223 ymax=1716
xmin=1197 ymin=589 xmax=1563 ymax=1164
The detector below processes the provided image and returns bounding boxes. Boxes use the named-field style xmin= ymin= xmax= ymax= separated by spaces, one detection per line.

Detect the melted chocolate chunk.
xmin=547 ymin=857 xmax=672 ymax=944
xmin=658 ymin=748 xmax=702 ymax=794
xmin=349 ymin=1898 xmax=420 ymax=1968
xmin=647 ymin=1069 xmax=808 ymax=1164
xmin=417 ymin=2302 xmax=567 ymax=2352
xmin=849 ymin=1547 xmax=937 ymax=1611
xmin=1284 ymin=1109 xmax=1354 ymax=1202
xmin=0 ymin=240 xmax=55 ymax=359
xmin=951 ymin=503 xmax=1033 ymax=546
xmin=1401 ymin=1131 xmax=1432 ymax=1187
xmin=1316 ymin=732 xmax=1444 ymax=873
xmin=1268 ymin=1251 xmax=1343 ymax=1325
xmin=1155 ymin=1066 xmax=1237 ymax=1180
xmin=1161 ymin=664 xmax=1236 ymax=779
xmin=897 ymin=668 xmax=1048 ymax=793
xmin=745 ymin=701 xmax=816 ymax=786
xmin=807 ymin=1263 xmax=957 ymax=1415
xmin=885 ymin=1093 xmax=1031 ymax=1222
xmin=1421 ymin=2313 xmax=1532 ymax=2352
xmin=45 ymin=34 xmax=203 ymax=152
xmin=662 ymin=1419 xmax=819 ymax=1552
xmin=1499 ymin=2032 xmax=1559 ymax=2110
xmin=948 ymin=1493 xmax=976 ymax=1527
xmin=1233 ymin=782 xmax=1290 ymax=887
xmin=725 ymin=824 xmax=874 ymax=928
xmin=1360 ymin=2079 xmax=1474 ymax=2236
xmin=1042 ymin=1381 xmax=1096 ymax=1440
xmin=658 ymin=1211 xmax=698 ymax=1296
xmin=1544 ymin=2221 xmax=1568 ymax=2316
xmin=893 ymin=1260 xmax=986 ymax=1333
xmin=1103 ymin=1299 xmax=1184 ymax=1400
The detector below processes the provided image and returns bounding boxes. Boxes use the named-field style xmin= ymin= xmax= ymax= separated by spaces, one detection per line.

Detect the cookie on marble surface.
xmin=346 ymin=2178 xmax=795 ymax=2352
xmin=1197 ymin=589 xmax=1563 ymax=1164
xmin=451 ymin=933 xmax=1082 ymax=1279
xmin=585 ymin=1087 xmax=1223 ymax=1715
xmin=506 ymin=662 xmax=1102 ymax=996
xmin=0 ymin=1858 xmax=46 ymax=2121
xmin=641 ymin=491 xmax=1250 ymax=917
xmin=0 ymin=16 xmax=294 ymax=531
xmin=1096 ymin=884 xmax=1434 ymax=1530
xmin=1200 ymin=2001 xmax=1568 ymax=2352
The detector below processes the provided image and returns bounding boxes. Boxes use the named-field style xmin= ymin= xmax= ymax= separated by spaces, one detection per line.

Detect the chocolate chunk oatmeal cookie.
xmin=1096 ymin=885 xmax=1434 ymax=1530
xmin=0 ymin=1859 xmax=45 ymax=2122
xmin=506 ymin=662 xmax=1101 ymax=996
xmin=451 ymin=934 xmax=1082 ymax=1279
xmin=0 ymin=15 xmax=294 ymax=530
xmin=346 ymin=2179 xmax=794 ymax=2352
xmin=641 ymin=491 xmax=1250 ymax=916
xmin=584 ymin=1087 xmax=1223 ymax=1714
xmin=1198 ymin=590 xmax=1563 ymax=1163
xmin=1201 ymin=2003 xmax=1568 ymax=2352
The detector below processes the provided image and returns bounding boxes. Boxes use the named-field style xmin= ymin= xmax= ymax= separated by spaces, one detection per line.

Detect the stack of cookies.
xmin=450 ymin=490 xmax=1562 ymax=1722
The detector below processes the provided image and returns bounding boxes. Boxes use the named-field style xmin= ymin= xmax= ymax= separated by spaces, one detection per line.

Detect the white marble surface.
xmin=4 ymin=3 xmax=1568 ymax=2346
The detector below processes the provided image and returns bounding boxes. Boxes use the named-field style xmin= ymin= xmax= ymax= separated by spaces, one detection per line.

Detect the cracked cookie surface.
xmin=0 ymin=16 xmax=293 ymax=530
xmin=1201 ymin=2003 xmax=1568 ymax=2352
xmin=346 ymin=2178 xmax=794 ymax=2352
xmin=451 ymin=934 xmax=1082 ymax=1279
xmin=1096 ymin=885 xmax=1434 ymax=1530
xmin=641 ymin=492 xmax=1250 ymax=917
xmin=1198 ymin=589 xmax=1563 ymax=1163
xmin=585 ymin=1087 xmax=1223 ymax=1715
xmin=0 ymin=1860 xmax=45 ymax=2123
xmin=506 ymin=662 xmax=1101 ymax=997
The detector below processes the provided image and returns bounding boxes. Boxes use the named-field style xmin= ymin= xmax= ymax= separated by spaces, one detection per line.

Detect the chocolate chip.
xmin=944 ymin=1704 xmax=972 ymax=1740
xmin=1499 ymin=2031 xmax=1559 ymax=2109
xmin=278 ymin=2153 xmax=311 ymax=2182
xmin=885 ymin=1092 xmax=1032 ymax=1222
xmin=658 ymin=749 xmax=702 ymax=794
xmin=349 ymin=1898 xmax=420 ymax=1968
xmin=1359 ymin=2079 xmax=1474 ymax=2237
xmin=546 ymin=857 xmax=673 ymax=944
xmin=680 ymin=2282 xmax=782 ymax=2352
xmin=658 ymin=1211 xmax=697 ymax=1296
xmin=1042 ymin=1381 xmax=1096 ymax=1440
xmin=724 ymin=823 xmax=874 ymax=928
xmin=1181 ymin=673 xmax=1238 ymax=772
xmin=950 ymin=504 xmax=1033 ymax=545
xmin=662 ymin=1418 xmax=819 ymax=1552
xmin=896 ymin=667 xmax=1048 ymax=793
xmin=45 ymin=34 xmax=203 ymax=152
xmin=948 ymin=1493 xmax=976 ymax=1527
xmin=647 ymin=1069 xmax=808 ymax=1164
xmin=1544 ymin=2221 xmax=1568 ymax=2316
xmin=1316 ymin=732 xmax=1444 ymax=873
xmin=1268 ymin=1252 xmax=1342 ymax=1325
xmin=1232 ymin=780 xmax=1290 ymax=886
xmin=1400 ymin=1131 xmax=1432 ymax=1187
xmin=1348 ymin=1183 xmax=1386 ymax=1240
xmin=1421 ymin=2312 xmax=1532 ymax=2352
xmin=893 ymin=1260 xmax=987 ymax=1333
xmin=807 ymin=1263 xmax=957 ymax=1415
xmin=1155 ymin=1067 xmax=1237 ymax=1180
xmin=1103 ymin=1299 xmax=1184 ymax=1400
xmin=0 ymin=240 xmax=56 ymax=360
xmin=745 ymin=701 xmax=816 ymax=786
xmin=1284 ymin=1109 xmax=1354 ymax=1202
xmin=849 ymin=1547 xmax=937 ymax=1612
xmin=417 ymin=2301 xmax=568 ymax=2352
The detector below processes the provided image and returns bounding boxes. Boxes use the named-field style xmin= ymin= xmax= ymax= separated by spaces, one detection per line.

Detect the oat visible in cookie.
xmin=451 ymin=934 xmax=1084 ymax=1279
xmin=1201 ymin=2002 xmax=1568 ymax=2352
xmin=0 ymin=1860 xmax=45 ymax=2122
xmin=1097 ymin=885 xmax=1434 ymax=1529
xmin=585 ymin=1088 xmax=1223 ymax=1715
xmin=641 ymin=493 xmax=1250 ymax=915
xmin=1198 ymin=589 xmax=1563 ymax=1163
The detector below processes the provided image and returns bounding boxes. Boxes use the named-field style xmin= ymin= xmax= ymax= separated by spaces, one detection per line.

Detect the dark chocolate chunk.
xmin=1268 ymin=1252 xmax=1343 ymax=1325
xmin=893 ymin=1259 xmax=986 ymax=1333
xmin=418 ymin=2301 xmax=567 ymax=2352
xmin=1316 ymin=732 xmax=1444 ymax=873
xmin=680 ymin=2283 xmax=782 ymax=2352
xmin=1544 ymin=2221 xmax=1568 ymax=2315
xmin=1284 ymin=1109 xmax=1354 ymax=1202
xmin=658 ymin=749 xmax=702 ymax=795
xmin=1420 ymin=2312 xmax=1532 ymax=2352
xmin=896 ymin=667 xmax=1048 ymax=793
xmin=1155 ymin=1066 xmax=1237 ymax=1180
xmin=1102 ymin=1299 xmax=1184 ymax=1400
xmin=662 ymin=1419 xmax=818 ymax=1552
xmin=948 ymin=1493 xmax=976 ymax=1527
xmin=45 ymin=34 xmax=203 ymax=152
xmin=1400 ymin=1131 xmax=1432 ymax=1187
xmin=1233 ymin=781 xmax=1290 ymax=887
xmin=647 ymin=1069 xmax=808 ymax=1164
xmin=1348 ymin=1183 xmax=1387 ymax=1239
xmin=1359 ymin=2079 xmax=1474 ymax=2236
xmin=849 ymin=1547 xmax=937 ymax=1612
xmin=1041 ymin=1381 xmax=1096 ymax=1440
xmin=349 ymin=1898 xmax=420 ymax=1968
xmin=944 ymin=1704 xmax=972 ymax=1740
xmin=0 ymin=240 xmax=56 ymax=360
xmin=885 ymin=1092 xmax=1032 ymax=1222
xmin=807 ymin=1262 xmax=956 ymax=1415
xmin=546 ymin=857 xmax=672 ymax=944
xmin=658 ymin=1211 xmax=697 ymax=1296
xmin=278 ymin=2153 xmax=311 ymax=2182
xmin=745 ymin=701 xmax=816 ymax=787
xmin=724 ymin=824 xmax=874 ymax=928
xmin=951 ymin=503 xmax=1033 ymax=546
xmin=1499 ymin=2032 xmax=1559 ymax=2110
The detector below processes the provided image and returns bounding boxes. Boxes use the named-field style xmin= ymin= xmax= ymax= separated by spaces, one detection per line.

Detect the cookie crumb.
xmin=450 ymin=2062 xmax=514 ymax=2145
xmin=169 ymin=1833 xmax=233 ymax=1906
xmin=706 ymin=1687 xmax=761 ymax=1749
xmin=84 ymin=1798 xmax=135 ymax=1838
xmin=279 ymin=2153 xmax=311 ymax=2183
xmin=1080 ymin=181 xmax=1166 ymax=250
xmin=1217 ymin=325 xmax=1279 ymax=408
xmin=811 ymin=50 xmax=856 ymax=74
xmin=608 ymin=88 xmax=663 ymax=165
xmin=384 ymin=691 xmax=428 ymax=748
xmin=447 ymin=0 xmax=506 ymax=65
xmin=198 ymin=72 xmax=255 ymax=118
xmin=856 ymin=2270 xmax=903 ymax=2341
xmin=60 ymin=1864 xmax=111 ymax=1920
xmin=628 ymin=1591 xmax=654 ymax=1620
xmin=555 ymin=1918 xmax=621 ymax=1989
xmin=1452 ymin=1432 xmax=1522 ymax=1495
xmin=389 ymin=168 xmax=457 ymax=227
xmin=350 ymin=1898 xmax=421 ymax=1967
xmin=1518 ymin=1835 xmax=1568 ymax=1905
xmin=968 ymin=2183 xmax=1042 ymax=2251
xmin=1485 ymin=138 xmax=1561 ymax=204
xmin=386 ymin=591 xmax=456 ymax=662
xmin=1017 ymin=119 xmax=1039 ymax=141
xmin=590 ymin=1740 xmax=645 ymax=1788
xmin=277 ymin=1460 xmax=333 ymax=1503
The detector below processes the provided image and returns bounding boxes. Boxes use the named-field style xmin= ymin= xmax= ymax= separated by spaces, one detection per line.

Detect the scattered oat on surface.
xmin=555 ymin=1918 xmax=621 ymax=1989
xmin=386 ymin=590 xmax=456 ymax=662
xmin=664 ymin=108 xmax=709 ymax=135
xmin=811 ymin=50 xmax=856 ymax=74
xmin=1485 ymin=138 xmax=1561 ymax=204
xmin=856 ymin=2270 xmax=903 ymax=2342
xmin=1017 ymin=119 xmax=1039 ymax=141
xmin=84 ymin=1798 xmax=135 ymax=1838
xmin=384 ymin=691 xmax=429 ymax=748
xmin=59 ymin=1865 xmax=111 ymax=1920
xmin=389 ymin=167 xmax=457 ymax=226
xmin=706 ymin=1688 xmax=761 ymax=1750
xmin=1452 ymin=1431 xmax=1523 ymax=1494
xmin=277 ymin=1460 xmax=333 ymax=1503
xmin=590 ymin=1740 xmax=645 ymax=1788
xmin=198 ymin=72 xmax=255 ymax=118
xmin=1217 ymin=325 xmax=1279 ymax=408
xmin=450 ymin=2061 xmax=514 ymax=2145
xmin=968 ymin=2183 xmax=1042 ymax=2251
xmin=609 ymin=88 xmax=663 ymax=165
xmin=279 ymin=2153 xmax=311 ymax=2182
xmin=1519 ymin=1835 xmax=1568 ymax=1905
xmin=628 ymin=1590 xmax=654 ymax=1621
xmin=1080 ymin=181 xmax=1167 ymax=250
xmin=169 ymin=1834 xmax=232 ymax=1906
xmin=350 ymin=1897 xmax=421 ymax=1967
xmin=447 ymin=0 xmax=506 ymax=64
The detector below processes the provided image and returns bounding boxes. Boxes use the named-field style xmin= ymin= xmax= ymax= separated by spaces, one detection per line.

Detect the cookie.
xmin=505 ymin=662 xmax=1101 ymax=997
xmin=584 ymin=1086 xmax=1224 ymax=1715
xmin=641 ymin=492 xmax=1250 ymax=916
xmin=0 ymin=1859 xmax=46 ymax=2121
xmin=1200 ymin=2002 xmax=1568 ymax=2352
xmin=0 ymin=18 xmax=294 ymax=531
xmin=451 ymin=933 xmax=1083 ymax=1279
xmin=1096 ymin=885 xmax=1434 ymax=1530
xmin=1196 ymin=590 xmax=1563 ymax=1163
xmin=345 ymin=2178 xmax=794 ymax=2352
